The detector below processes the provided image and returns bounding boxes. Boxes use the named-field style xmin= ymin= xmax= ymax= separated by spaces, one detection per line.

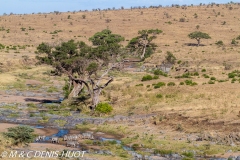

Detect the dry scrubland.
xmin=1 ymin=3 xmax=240 ymax=158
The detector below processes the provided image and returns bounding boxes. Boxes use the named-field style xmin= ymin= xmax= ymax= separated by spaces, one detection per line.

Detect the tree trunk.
xmin=68 ymin=80 xmax=84 ymax=98
xmin=197 ymin=39 xmax=200 ymax=47
xmin=91 ymin=88 xmax=102 ymax=109
xmin=140 ymin=44 xmax=146 ymax=59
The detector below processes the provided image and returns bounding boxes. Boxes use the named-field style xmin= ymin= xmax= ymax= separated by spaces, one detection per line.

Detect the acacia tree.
xmin=188 ymin=31 xmax=211 ymax=46
xmin=127 ymin=29 xmax=162 ymax=59
xmin=36 ymin=29 xmax=124 ymax=110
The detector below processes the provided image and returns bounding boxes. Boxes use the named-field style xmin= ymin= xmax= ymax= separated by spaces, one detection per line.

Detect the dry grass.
xmin=0 ymin=3 xmax=240 ymax=156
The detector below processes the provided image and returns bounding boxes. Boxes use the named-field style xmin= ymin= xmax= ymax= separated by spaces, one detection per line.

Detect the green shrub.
xmin=203 ymin=74 xmax=210 ymax=78
xmin=228 ymin=72 xmax=236 ymax=78
xmin=210 ymin=77 xmax=216 ymax=80
xmin=179 ymin=82 xmax=184 ymax=85
xmin=136 ymin=84 xmax=143 ymax=86
xmin=201 ymin=69 xmax=206 ymax=72
xmin=215 ymin=40 xmax=224 ymax=46
xmin=208 ymin=80 xmax=215 ymax=84
xmin=167 ymin=82 xmax=176 ymax=86
xmin=236 ymin=35 xmax=240 ymax=40
xmin=153 ymin=75 xmax=159 ymax=79
xmin=146 ymin=85 xmax=150 ymax=88
xmin=153 ymin=69 xmax=168 ymax=77
xmin=231 ymin=39 xmax=238 ymax=45
xmin=3 ymin=126 xmax=36 ymax=145
xmin=141 ymin=75 xmax=153 ymax=81
xmin=95 ymin=103 xmax=113 ymax=114
xmin=156 ymin=94 xmax=163 ymax=98
xmin=175 ymin=73 xmax=191 ymax=78
xmin=193 ymin=72 xmax=199 ymax=76
xmin=185 ymin=80 xmax=197 ymax=86
xmin=153 ymin=82 xmax=166 ymax=88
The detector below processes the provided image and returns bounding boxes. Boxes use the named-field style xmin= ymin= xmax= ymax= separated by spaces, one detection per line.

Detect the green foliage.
xmin=231 ymin=39 xmax=238 ymax=45
xmin=153 ymin=75 xmax=159 ymax=79
xmin=167 ymin=82 xmax=176 ymax=86
xmin=153 ymin=69 xmax=168 ymax=77
xmin=141 ymin=75 xmax=153 ymax=81
xmin=236 ymin=35 xmax=240 ymax=40
xmin=188 ymin=31 xmax=211 ymax=46
xmin=210 ymin=77 xmax=216 ymax=80
xmin=165 ymin=51 xmax=176 ymax=64
xmin=3 ymin=126 xmax=35 ymax=145
xmin=127 ymin=29 xmax=162 ymax=59
xmin=208 ymin=80 xmax=215 ymax=84
xmin=228 ymin=70 xmax=240 ymax=78
xmin=153 ymin=82 xmax=166 ymax=88
xmin=135 ymin=84 xmax=143 ymax=86
xmin=175 ymin=73 xmax=191 ymax=78
xmin=62 ymin=79 xmax=73 ymax=98
xmin=215 ymin=40 xmax=224 ymax=46
xmin=201 ymin=69 xmax=206 ymax=72
xmin=203 ymin=74 xmax=210 ymax=78
xmin=95 ymin=103 xmax=113 ymax=114
xmin=156 ymin=94 xmax=163 ymax=98
xmin=185 ymin=80 xmax=197 ymax=86
xmin=0 ymin=43 xmax=5 ymax=49
xmin=179 ymin=82 xmax=185 ymax=85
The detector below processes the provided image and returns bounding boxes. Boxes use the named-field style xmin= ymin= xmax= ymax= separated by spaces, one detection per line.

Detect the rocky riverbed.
xmin=1 ymin=89 xmax=240 ymax=159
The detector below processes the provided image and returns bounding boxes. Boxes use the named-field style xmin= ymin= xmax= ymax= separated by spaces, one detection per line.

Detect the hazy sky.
xmin=0 ymin=0 xmax=234 ymax=15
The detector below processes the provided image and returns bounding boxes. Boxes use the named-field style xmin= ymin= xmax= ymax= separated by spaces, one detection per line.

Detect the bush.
xmin=228 ymin=72 xmax=236 ymax=78
xmin=208 ymin=80 xmax=215 ymax=84
xmin=185 ymin=80 xmax=197 ymax=86
xmin=153 ymin=82 xmax=166 ymax=89
xmin=210 ymin=77 xmax=216 ymax=80
xmin=141 ymin=75 xmax=153 ymax=81
xmin=167 ymin=82 xmax=175 ymax=86
xmin=215 ymin=40 xmax=224 ymax=46
xmin=153 ymin=75 xmax=159 ymax=79
xmin=201 ymin=69 xmax=206 ymax=72
xmin=203 ymin=74 xmax=210 ymax=78
xmin=3 ymin=126 xmax=36 ymax=145
xmin=95 ymin=103 xmax=113 ymax=114
xmin=179 ymin=82 xmax=184 ymax=85
xmin=156 ymin=94 xmax=163 ymax=98
xmin=236 ymin=35 xmax=240 ymax=40
xmin=135 ymin=84 xmax=143 ymax=86
xmin=153 ymin=69 xmax=168 ymax=77
xmin=193 ymin=72 xmax=199 ymax=76
xmin=231 ymin=39 xmax=238 ymax=45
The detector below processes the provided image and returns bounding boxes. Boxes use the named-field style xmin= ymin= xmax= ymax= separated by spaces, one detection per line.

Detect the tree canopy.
xmin=36 ymin=29 xmax=125 ymax=110
xmin=3 ymin=126 xmax=35 ymax=145
xmin=188 ymin=31 xmax=211 ymax=46
xmin=127 ymin=29 xmax=162 ymax=59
